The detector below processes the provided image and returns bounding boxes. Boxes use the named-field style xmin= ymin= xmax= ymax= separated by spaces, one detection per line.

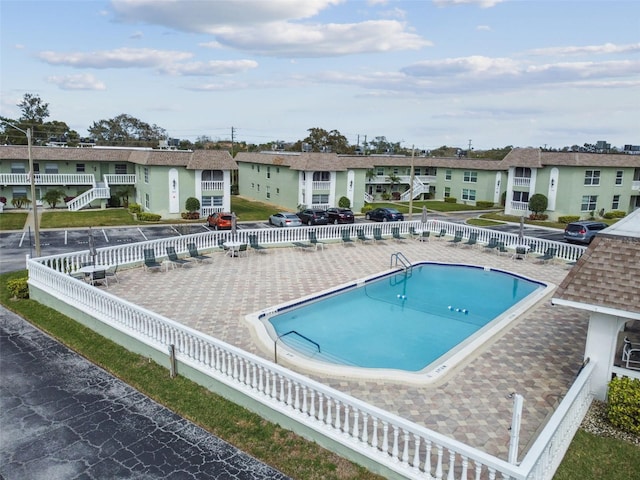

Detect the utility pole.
xmin=408 ymin=145 xmax=415 ymax=221
xmin=231 ymin=126 xmax=236 ymax=157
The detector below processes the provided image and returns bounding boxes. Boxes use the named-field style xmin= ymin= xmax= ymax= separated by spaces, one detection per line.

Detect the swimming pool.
xmin=246 ymin=262 xmax=552 ymax=383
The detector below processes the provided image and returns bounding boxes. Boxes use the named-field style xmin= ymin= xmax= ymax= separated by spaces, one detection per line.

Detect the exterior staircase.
xmin=67 ymin=181 xmax=110 ymax=211
xmin=400 ymin=177 xmax=428 ymax=201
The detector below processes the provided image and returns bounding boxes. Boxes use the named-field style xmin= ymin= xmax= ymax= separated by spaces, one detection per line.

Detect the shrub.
xmin=381 ymin=192 xmax=391 ymax=201
xmin=0 ymin=196 xmax=7 ymax=204
xmin=444 ymin=197 xmax=457 ymax=204
xmin=607 ymin=376 xmax=640 ymax=435
xmin=137 ymin=212 xmax=161 ymax=222
xmin=529 ymin=213 xmax=548 ymax=221
xmin=181 ymin=212 xmax=199 ymax=219
xmin=528 ymin=194 xmax=548 ymax=215
xmin=476 ymin=201 xmax=494 ymax=209
xmin=129 ymin=203 xmax=142 ymax=214
xmin=603 ymin=210 xmax=626 ymax=219
xmin=361 ymin=204 xmax=373 ymax=214
xmin=185 ymin=197 xmax=200 ymax=213
xmin=338 ymin=196 xmax=350 ymax=208
xmin=7 ymin=277 xmax=29 ymax=299
xmin=108 ymin=195 xmax=121 ymax=208
xmin=43 ymin=189 xmax=65 ymax=208
xmin=11 ymin=197 xmax=31 ymax=209
xmin=558 ymin=215 xmax=581 ymax=224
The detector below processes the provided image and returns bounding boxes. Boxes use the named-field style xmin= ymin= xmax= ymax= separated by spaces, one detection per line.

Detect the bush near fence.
xmin=607 ymin=376 xmax=640 ymax=435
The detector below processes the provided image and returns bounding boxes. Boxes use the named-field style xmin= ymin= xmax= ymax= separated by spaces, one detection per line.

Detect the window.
xmin=376 ymin=185 xmax=384 ymax=193
xmin=202 ymin=170 xmax=222 ymax=181
xmin=76 ymin=163 xmax=85 ymax=173
xmin=144 ymin=167 xmax=149 ymax=183
xmin=615 ymin=170 xmax=623 ymax=186
xmin=445 ymin=170 xmax=452 ymax=181
xmin=514 ymin=167 xmax=531 ymax=178
xmin=11 ymin=163 xmax=26 ymax=173
xmin=376 ymin=168 xmax=384 ymax=176
xmin=393 ymin=168 xmax=399 ymax=175
xmin=251 ymin=182 xmax=255 ymax=189
xmin=463 ymin=171 xmax=477 ymax=183
xmin=115 ymin=164 xmax=127 ymax=175
xmin=462 ymin=189 xmax=476 ymax=201
xmin=257 ymin=184 xmax=260 ymax=192
xmin=13 ymin=187 xmax=27 ymax=198
xmin=581 ymin=195 xmax=597 ymax=211
xmin=584 ymin=170 xmax=600 ymax=186
xmin=312 ymin=194 xmax=329 ymax=204
xmin=266 ymin=186 xmax=271 ymax=198
xmin=144 ymin=193 xmax=150 ymax=209
xmin=444 ymin=187 xmax=451 ymax=198
xmin=33 ymin=163 xmax=40 ymax=173
xmin=45 ymin=163 xmax=58 ymax=174
xmin=612 ymin=195 xmax=620 ymax=210
xmin=276 ymin=188 xmax=280 ymax=195
xmin=257 ymin=165 xmax=260 ymax=172
xmin=313 ymin=171 xmax=330 ymax=181
xmin=201 ymin=196 xmax=222 ymax=207
xmin=512 ymin=191 xmax=530 ymax=203
xmin=266 ymin=167 xmax=270 ymax=179
xmin=414 ymin=168 xmax=421 ymax=176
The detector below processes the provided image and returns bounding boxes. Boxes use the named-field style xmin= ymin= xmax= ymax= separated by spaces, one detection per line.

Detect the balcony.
xmin=201 ymin=181 xmax=225 ymax=192
xmin=513 ymin=176 xmax=531 ymax=187
xmin=312 ymin=181 xmax=331 ymax=191
xmin=0 ymin=173 xmax=95 ymax=186
xmin=510 ymin=201 xmax=529 ymax=211
xmin=104 ymin=174 xmax=136 ymax=185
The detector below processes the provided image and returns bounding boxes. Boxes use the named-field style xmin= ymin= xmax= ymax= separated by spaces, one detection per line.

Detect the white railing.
xmin=66 ymin=187 xmax=110 ymax=211
xmin=510 ymin=201 xmax=530 ymax=212
xmin=104 ymin=174 xmax=136 ymax=185
xmin=201 ymin=206 xmax=224 ymax=217
xmin=201 ymin=181 xmax=225 ymax=191
xmin=0 ymin=173 xmax=95 ymax=185
xmin=632 ymin=180 xmax=640 ymax=191
xmin=364 ymin=192 xmax=374 ymax=203
xmin=400 ymin=177 xmax=429 ymax=201
xmin=513 ymin=177 xmax=531 ymax=187
xmin=311 ymin=203 xmax=331 ymax=210
xmin=27 ymin=220 xmax=590 ymax=480
xmin=312 ymin=181 xmax=331 ymax=191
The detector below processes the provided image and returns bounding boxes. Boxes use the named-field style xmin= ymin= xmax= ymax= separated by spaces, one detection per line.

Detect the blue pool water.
xmin=269 ymin=263 xmax=544 ymax=372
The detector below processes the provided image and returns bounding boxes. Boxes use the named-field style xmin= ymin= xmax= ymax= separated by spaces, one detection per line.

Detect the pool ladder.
xmin=390 ymin=252 xmax=412 ymax=272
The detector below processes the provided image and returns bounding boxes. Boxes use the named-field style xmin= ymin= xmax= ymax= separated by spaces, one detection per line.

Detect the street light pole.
xmin=2 ymin=121 xmax=41 ymax=256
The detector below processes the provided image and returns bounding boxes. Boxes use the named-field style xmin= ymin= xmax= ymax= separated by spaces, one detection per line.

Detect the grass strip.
xmin=0 ymin=270 xmax=381 ymax=480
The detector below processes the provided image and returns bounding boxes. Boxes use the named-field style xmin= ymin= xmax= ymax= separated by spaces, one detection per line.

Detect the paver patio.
xmin=106 ymin=235 xmax=588 ymax=461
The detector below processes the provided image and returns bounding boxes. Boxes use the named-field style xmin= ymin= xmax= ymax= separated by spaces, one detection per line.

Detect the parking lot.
xmin=0 ymin=213 xmax=565 ymax=274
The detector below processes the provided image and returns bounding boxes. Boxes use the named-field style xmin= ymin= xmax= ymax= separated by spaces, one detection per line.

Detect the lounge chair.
xmin=248 ymin=234 xmax=266 ymax=253
xmin=448 ymin=230 xmax=463 ymax=246
xmin=341 ymin=229 xmax=355 ymax=245
xmin=166 ymin=246 xmax=190 ymax=268
xmin=373 ymin=227 xmax=385 ymax=242
xmin=434 ymin=228 xmax=447 ymax=239
xmin=408 ymin=226 xmax=419 ymax=238
xmin=536 ymin=247 xmax=556 ymax=263
xmin=293 ymin=241 xmax=313 ymax=251
xmin=356 ymin=228 xmax=372 ymax=243
xmin=495 ymin=241 xmax=508 ymax=255
xmin=484 ymin=237 xmax=499 ymax=251
xmin=392 ymin=227 xmax=406 ymax=241
xmin=622 ymin=337 xmax=640 ymax=370
xmin=90 ymin=268 xmax=108 ymax=287
xmin=462 ymin=232 xmax=478 ymax=248
xmin=418 ymin=230 xmax=430 ymax=242
xmin=105 ymin=264 xmax=119 ymax=283
xmin=512 ymin=246 xmax=527 ymax=260
xmin=308 ymin=231 xmax=327 ymax=250
xmin=143 ymin=249 xmax=162 ymax=271
xmin=187 ymin=242 xmax=210 ymax=262
xmin=528 ymin=241 xmax=538 ymax=254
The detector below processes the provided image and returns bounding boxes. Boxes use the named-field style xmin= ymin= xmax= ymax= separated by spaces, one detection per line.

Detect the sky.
xmin=1 ymin=0 xmax=639 ymax=151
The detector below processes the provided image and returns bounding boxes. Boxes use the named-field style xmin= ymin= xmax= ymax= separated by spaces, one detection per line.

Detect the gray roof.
xmin=0 ymin=145 xmax=237 ymax=170
xmin=553 ymin=208 xmax=640 ymax=319
xmin=503 ymin=148 xmax=640 ymax=168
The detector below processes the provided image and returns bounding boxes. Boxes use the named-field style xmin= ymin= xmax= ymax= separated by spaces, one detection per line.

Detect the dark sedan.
xmin=326 ymin=207 xmax=355 ymax=224
xmin=297 ymin=209 xmax=328 ymax=226
xmin=365 ymin=207 xmax=404 ymax=222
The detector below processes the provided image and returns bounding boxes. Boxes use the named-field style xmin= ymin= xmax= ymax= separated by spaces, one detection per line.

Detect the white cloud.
xmin=159 ymin=59 xmax=258 ymax=76
xmin=476 ymin=25 xmax=491 ymax=31
xmin=38 ymin=47 xmax=193 ymax=69
xmin=527 ymin=42 xmax=640 ymax=57
xmin=129 ymin=31 xmax=144 ymax=39
xmin=46 ymin=73 xmax=107 ymax=90
xmin=433 ymin=0 xmax=505 ymax=8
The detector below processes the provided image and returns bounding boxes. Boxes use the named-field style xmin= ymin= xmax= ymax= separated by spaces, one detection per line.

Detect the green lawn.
xmin=0 ymin=212 xmax=28 ymax=230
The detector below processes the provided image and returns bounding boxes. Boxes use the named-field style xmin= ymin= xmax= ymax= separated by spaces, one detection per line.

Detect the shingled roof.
xmin=503 ymin=147 xmax=640 ymax=168
xmin=0 ymin=145 xmax=237 ymax=170
xmin=552 ymin=209 xmax=640 ymax=320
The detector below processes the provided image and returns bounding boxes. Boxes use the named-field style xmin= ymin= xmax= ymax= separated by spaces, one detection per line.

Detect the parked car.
xmin=297 ymin=209 xmax=328 ymax=226
xmin=326 ymin=207 xmax=355 ymax=224
xmin=207 ymin=212 xmax=233 ymax=230
xmin=365 ymin=207 xmax=404 ymax=222
xmin=563 ymin=220 xmax=608 ymax=244
xmin=269 ymin=212 xmax=303 ymax=227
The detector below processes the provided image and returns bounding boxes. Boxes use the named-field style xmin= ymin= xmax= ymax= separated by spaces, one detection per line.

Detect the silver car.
xmin=268 ymin=212 xmax=303 ymax=227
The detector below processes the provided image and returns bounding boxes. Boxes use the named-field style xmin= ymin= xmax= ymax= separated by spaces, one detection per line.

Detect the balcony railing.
xmin=201 ymin=181 xmax=225 ymax=191
xmin=0 ymin=173 xmax=95 ymax=185
xmin=312 ymin=181 xmax=331 ymax=191
xmin=104 ymin=174 xmax=136 ymax=185
xmin=510 ymin=201 xmax=530 ymax=211
xmin=513 ymin=177 xmax=531 ymax=187
xmin=632 ymin=180 xmax=640 ymax=191
xmin=201 ymin=206 xmax=224 ymax=217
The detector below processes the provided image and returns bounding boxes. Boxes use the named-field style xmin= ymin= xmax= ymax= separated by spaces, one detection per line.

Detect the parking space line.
xmin=137 ymin=228 xmax=148 ymax=241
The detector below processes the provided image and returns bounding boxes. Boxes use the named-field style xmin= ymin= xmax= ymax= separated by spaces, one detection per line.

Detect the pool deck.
xmin=106 ymin=233 xmax=588 ymax=461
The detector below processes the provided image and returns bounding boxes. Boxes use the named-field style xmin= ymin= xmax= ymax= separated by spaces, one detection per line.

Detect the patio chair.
xmin=622 ymin=337 xmax=640 ymax=370
xmin=373 ymin=227 xmax=385 ymax=242
xmin=528 ymin=241 xmax=538 ymax=254
xmin=392 ymin=227 xmax=406 ymax=241
xmin=166 ymin=246 xmax=190 ymax=268
xmin=143 ymin=249 xmax=162 ymax=271
xmin=356 ymin=228 xmax=372 ymax=243
xmin=448 ymin=230 xmax=463 ymax=246
xmin=187 ymin=242 xmax=210 ymax=262
xmin=463 ymin=232 xmax=478 ymax=248
xmin=218 ymin=239 xmax=230 ymax=253
xmin=484 ymin=237 xmax=499 ymax=251
xmin=293 ymin=241 xmax=313 ymax=251
xmin=418 ymin=230 xmax=430 ymax=242
xmin=90 ymin=268 xmax=108 ymax=287
xmin=434 ymin=228 xmax=447 ymax=239
xmin=237 ymin=243 xmax=249 ymax=257
xmin=512 ymin=246 xmax=528 ymax=260
xmin=536 ymin=247 xmax=557 ymax=263
xmin=495 ymin=241 xmax=508 ymax=255
xmin=308 ymin=231 xmax=327 ymax=250
xmin=105 ymin=264 xmax=119 ymax=283
xmin=248 ymin=234 xmax=267 ymax=253
xmin=409 ymin=226 xmax=419 ymax=238
xmin=341 ymin=229 xmax=355 ymax=245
